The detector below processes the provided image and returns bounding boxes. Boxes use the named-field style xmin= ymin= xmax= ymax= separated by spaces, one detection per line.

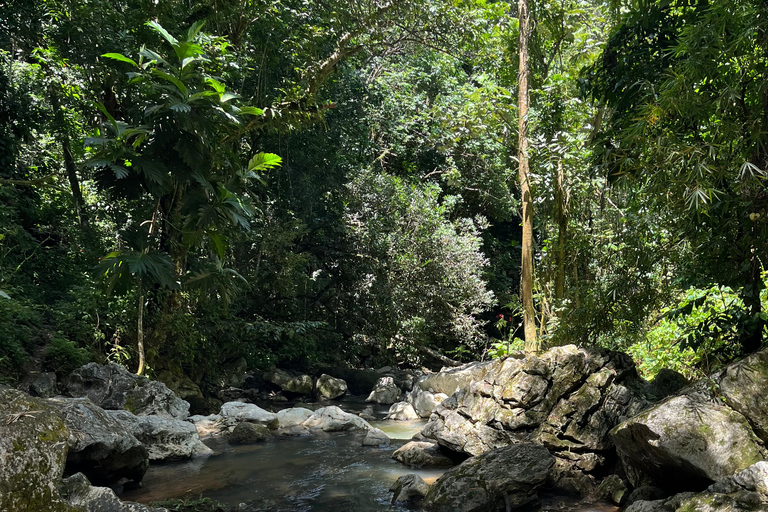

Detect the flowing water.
xmin=120 ymin=401 xmax=619 ymax=512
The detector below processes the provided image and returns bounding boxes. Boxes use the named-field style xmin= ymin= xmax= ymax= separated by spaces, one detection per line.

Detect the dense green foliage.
xmin=1 ymin=0 xmax=766 ymax=388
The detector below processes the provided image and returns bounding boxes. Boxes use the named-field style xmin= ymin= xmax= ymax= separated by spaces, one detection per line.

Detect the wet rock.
xmin=264 ymin=369 xmax=313 ymax=396
xmin=187 ymin=414 xmax=225 ymax=438
xmin=366 ymin=376 xmax=401 ymax=404
xmin=0 ymin=389 xmax=77 ymax=512
xmin=390 ymin=473 xmax=429 ymax=505
xmin=66 ymin=363 xmax=190 ymax=420
xmin=386 ymin=401 xmax=419 ymax=420
xmin=276 ymin=407 xmax=313 ymax=428
xmin=315 ymin=374 xmax=348 ymax=399
xmin=47 ymin=396 xmax=148 ymax=485
xmin=303 ymin=406 xmax=372 ymax=432
xmin=227 ymin=422 xmax=271 ymax=444
xmin=220 ymin=401 xmax=278 ymax=429
xmin=59 ymin=472 xmax=168 ymax=511
xmin=422 ymin=443 xmax=555 ymax=512
xmin=645 ymin=369 xmax=689 ymax=400
xmin=359 ymin=405 xmax=376 ymax=421
xmin=392 ymin=441 xmax=456 ymax=468
xmin=362 ymin=427 xmax=390 ymax=447
xmin=30 ymin=371 xmax=58 ymax=398
xmin=107 ymin=410 xmax=212 ymax=460
xmin=610 ymin=394 xmax=767 ymax=490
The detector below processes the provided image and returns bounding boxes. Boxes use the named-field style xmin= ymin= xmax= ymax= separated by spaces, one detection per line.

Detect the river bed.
xmin=120 ymin=402 xmax=618 ymax=512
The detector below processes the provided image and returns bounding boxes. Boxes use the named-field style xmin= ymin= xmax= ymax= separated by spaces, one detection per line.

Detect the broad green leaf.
xmin=187 ymin=20 xmax=206 ymax=41
xmin=0 ymin=290 xmax=10 ymax=299
xmin=147 ymin=21 xmax=178 ymax=46
xmin=152 ymin=68 xmax=188 ymax=98
xmin=102 ymin=53 xmax=139 ymax=67
xmin=247 ymin=153 xmax=282 ymax=172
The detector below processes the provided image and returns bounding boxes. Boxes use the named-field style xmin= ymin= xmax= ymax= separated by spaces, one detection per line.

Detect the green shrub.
xmin=43 ymin=335 xmax=90 ymax=379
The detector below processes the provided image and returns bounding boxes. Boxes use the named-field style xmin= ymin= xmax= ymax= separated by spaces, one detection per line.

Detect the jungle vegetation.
xmin=1 ymin=0 xmax=767 ymax=387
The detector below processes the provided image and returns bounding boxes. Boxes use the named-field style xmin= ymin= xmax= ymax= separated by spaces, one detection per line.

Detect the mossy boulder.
xmin=422 ymin=443 xmax=554 ymax=512
xmin=715 ymin=349 xmax=768 ymax=442
xmin=227 ymin=422 xmax=271 ymax=444
xmin=315 ymin=374 xmax=348 ymax=399
xmin=48 ymin=397 xmax=149 ymax=485
xmin=0 ymin=389 xmax=78 ymax=512
xmin=66 ymin=363 xmax=189 ymax=419
xmin=610 ymin=394 xmax=767 ymax=491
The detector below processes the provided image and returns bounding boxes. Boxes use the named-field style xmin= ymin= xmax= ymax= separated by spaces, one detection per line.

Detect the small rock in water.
xmin=390 ymin=473 xmax=429 ymax=505
xmin=362 ymin=427 xmax=390 ymax=447
xmin=359 ymin=405 xmax=376 ymax=421
xmin=227 ymin=422 xmax=271 ymax=444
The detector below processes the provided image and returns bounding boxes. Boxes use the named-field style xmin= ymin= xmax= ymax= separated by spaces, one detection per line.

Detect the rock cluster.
xmin=420 ymin=345 xmax=648 ymax=494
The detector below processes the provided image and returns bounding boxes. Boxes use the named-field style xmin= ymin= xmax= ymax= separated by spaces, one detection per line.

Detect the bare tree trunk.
xmin=554 ymin=158 xmax=567 ymax=303
xmin=137 ymin=285 xmax=145 ymax=376
xmin=517 ymin=0 xmax=538 ymax=353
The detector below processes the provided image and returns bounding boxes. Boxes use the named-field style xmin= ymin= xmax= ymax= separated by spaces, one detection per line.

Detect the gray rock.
xmin=708 ymin=461 xmax=768 ymax=497
xmin=227 ymin=422 xmax=271 ymax=444
xmin=411 ymin=389 xmax=447 ymax=418
xmin=156 ymin=371 xmax=203 ymax=401
xmin=715 ymin=349 xmax=768 ymax=442
xmin=386 ymin=401 xmax=419 ymax=420
xmin=47 ymin=397 xmax=148 ymax=485
xmin=393 ymin=440 xmax=455 ymax=468
xmin=390 ymin=473 xmax=429 ymax=505
xmin=220 ymin=401 xmax=278 ymax=428
xmin=316 ymin=374 xmax=348 ymax=399
xmin=362 ymin=427 xmax=390 ymax=447
xmin=59 ymin=473 xmax=168 ymax=511
xmin=422 ymin=443 xmax=555 ymax=512
xmin=610 ymin=394 xmax=767 ymax=489
xmin=276 ymin=407 xmax=314 ymax=428
xmin=626 ymin=486 xmax=668 ymax=507
xmin=303 ymin=406 xmax=372 ymax=432
xmin=366 ymin=376 xmax=401 ymax=404
xmin=107 ymin=410 xmax=212 ymax=460
xmin=187 ymin=414 xmax=225 ymax=438
xmin=0 ymin=389 xmax=77 ymax=512
xmin=359 ymin=405 xmax=376 ymax=421
xmin=66 ymin=363 xmax=190 ymax=420
xmin=30 ymin=371 xmax=58 ymax=398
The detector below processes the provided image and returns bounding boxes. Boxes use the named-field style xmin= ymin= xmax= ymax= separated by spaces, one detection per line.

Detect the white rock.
xmin=220 ymin=402 xmax=278 ymax=428
xmin=386 ymin=401 xmax=419 ymax=421
xmin=303 ymin=405 xmax=371 ymax=431
xmin=277 ymin=407 xmax=314 ymax=428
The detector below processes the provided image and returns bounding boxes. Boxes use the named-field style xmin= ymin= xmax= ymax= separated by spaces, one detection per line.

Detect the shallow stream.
xmin=120 ymin=400 xmax=618 ymax=512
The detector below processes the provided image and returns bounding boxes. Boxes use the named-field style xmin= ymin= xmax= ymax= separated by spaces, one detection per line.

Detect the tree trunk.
xmin=554 ymin=158 xmax=567 ymax=303
xmin=50 ymin=88 xmax=86 ymax=226
xmin=517 ymin=0 xmax=538 ymax=353
xmin=137 ymin=285 xmax=146 ymax=376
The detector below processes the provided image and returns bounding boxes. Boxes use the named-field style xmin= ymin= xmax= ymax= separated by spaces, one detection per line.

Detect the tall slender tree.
xmin=517 ymin=0 xmax=538 ymax=352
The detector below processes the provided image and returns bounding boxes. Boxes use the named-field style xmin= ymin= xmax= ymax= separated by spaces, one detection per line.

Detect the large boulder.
xmin=362 ymin=427 xmax=391 ymax=447
xmin=276 ymin=407 xmax=314 ymax=428
xmin=47 ymin=397 xmax=149 ymax=485
xmin=264 ymin=369 xmax=314 ymax=396
xmin=392 ymin=441 xmax=456 ymax=468
xmin=156 ymin=371 xmax=204 ymax=402
xmin=315 ymin=374 xmax=348 ymax=399
xmin=66 ymin=363 xmax=189 ymax=420
xmin=303 ymin=405 xmax=372 ymax=431
xmin=411 ymin=389 xmax=448 ymax=418
xmin=30 ymin=371 xmax=59 ymax=398
xmin=107 ymin=410 xmax=212 ymax=461
xmin=366 ymin=376 xmax=401 ymax=404
xmin=0 ymin=389 xmax=77 ymax=512
xmin=60 ymin=473 xmax=168 ymax=512
xmin=219 ymin=401 xmax=278 ymax=428
xmin=714 ymin=349 xmax=768 ymax=442
xmin=611 ymin=393 xmax=767 ymax=490
xmin=386 ymin=401 xmax=419 ymax=420
xmin=422 ymin=443 xmax=555 ymax=512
